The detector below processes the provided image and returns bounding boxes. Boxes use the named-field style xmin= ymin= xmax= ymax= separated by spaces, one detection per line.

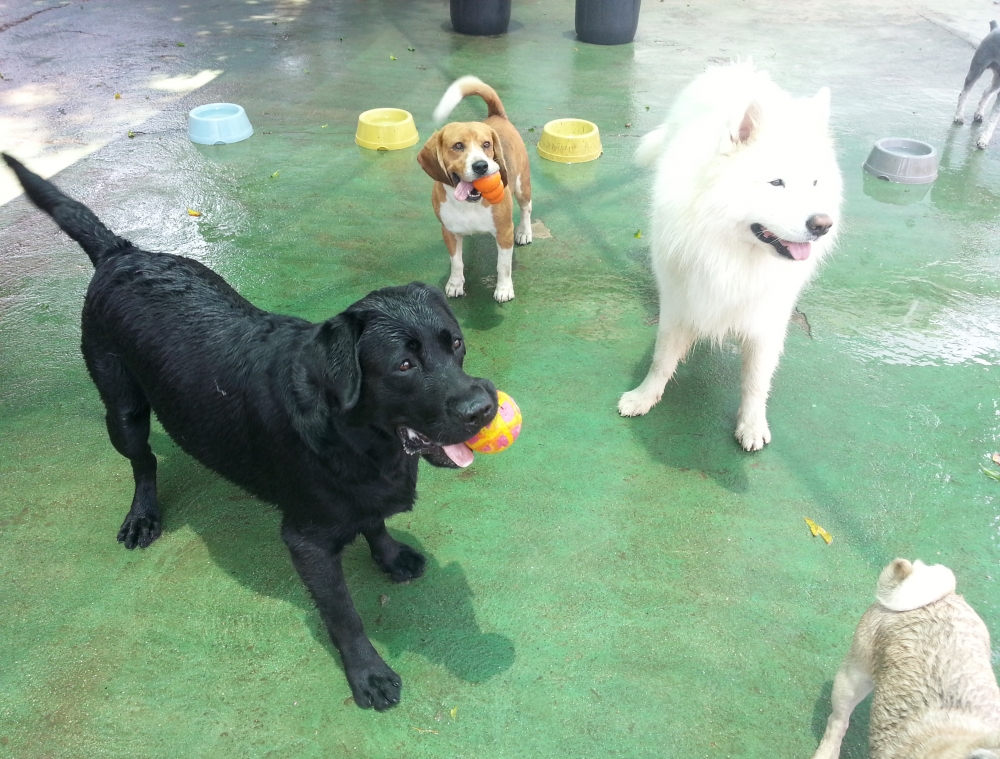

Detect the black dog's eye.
xmin=452 ymin=338 xmax=462 ymax=350
xmin=769 ymin=179 xmax=785 ymax=187
xmin=453 ymin=142 xmax=464 ymax=151
xmin=399 ymin=359 xmax=414 ymax=372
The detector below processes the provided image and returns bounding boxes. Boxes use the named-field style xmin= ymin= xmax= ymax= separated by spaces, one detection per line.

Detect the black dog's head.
xmin=302 ymin=283 xmax=497 ymax=468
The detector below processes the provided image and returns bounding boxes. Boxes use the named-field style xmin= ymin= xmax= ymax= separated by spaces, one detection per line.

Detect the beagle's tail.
xmin=433 ymin=76 xmax=508 ymax=123
xmin=875 ymin=558 xmax=956 ymax=612
xmin=3 ymin=153 xmax=132 ymax=268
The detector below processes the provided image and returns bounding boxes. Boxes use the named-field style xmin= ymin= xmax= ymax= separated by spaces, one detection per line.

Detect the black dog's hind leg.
xmin=83 ymin=339 xmax=160 ymax=549
xmin=364 ymin=521 xmax=426 ymax=583
xmin=281 ymin=522 xmax=402 ymax=710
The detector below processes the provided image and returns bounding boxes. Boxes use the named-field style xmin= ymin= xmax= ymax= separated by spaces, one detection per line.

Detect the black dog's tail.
xmin=3 ymin=153 xmax=131 ymax=267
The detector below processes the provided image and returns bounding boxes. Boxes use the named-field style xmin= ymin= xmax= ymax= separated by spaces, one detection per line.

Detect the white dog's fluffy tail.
xmin=635 ymin=126 xmax=669 ymax=166
xmin=876 ymin=558 xmax=957 ymax=612
xmin=433 ymin=75 xmax=507 ymax=123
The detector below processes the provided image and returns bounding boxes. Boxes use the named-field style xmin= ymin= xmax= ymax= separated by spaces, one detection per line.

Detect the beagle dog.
xmin=418 ymin=76 xmax=532 ymax=303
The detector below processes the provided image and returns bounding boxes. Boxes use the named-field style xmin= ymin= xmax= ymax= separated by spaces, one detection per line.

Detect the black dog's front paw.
xmin=375 ymin=543 xmax=426 ymax=583
xmin=347 ymin=660 xmax=402 ymax=710
xmin=117 ymin=512 xmax=161 ymax=549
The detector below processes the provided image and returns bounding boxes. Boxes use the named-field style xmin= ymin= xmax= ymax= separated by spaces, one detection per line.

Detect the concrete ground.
xmin=2 ymin=0 xmax=1000 ymax=757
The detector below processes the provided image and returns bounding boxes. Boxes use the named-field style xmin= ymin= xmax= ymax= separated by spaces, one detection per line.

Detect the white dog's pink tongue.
xmin=442 ymin=443 xmax=474 ymax=468
xmin=454 ymin=181 xmax=474 ymax=201
xmin=785 ymin=241 xmax=811 ymax=260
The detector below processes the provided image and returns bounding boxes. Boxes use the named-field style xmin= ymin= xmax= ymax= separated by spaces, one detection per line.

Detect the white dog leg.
xmin=978 ymin=98 xmax=1000 ymax=149
xmin=974 ymin=71 xmax=1000 ymax=123
xmin=618 ymin=321 xmax=696 ymax=417
xmin=494 ymin=245 xmax=515 ymax=302
xmin=515 ymin=199 xmax=533 ymax=246
xmin=811 ymin=652 xmax=875 ymax=759
xmin=444 ymin=230 xmax=466 ymax=298
xmin=735 ymin=334 xmax=784 ymax=451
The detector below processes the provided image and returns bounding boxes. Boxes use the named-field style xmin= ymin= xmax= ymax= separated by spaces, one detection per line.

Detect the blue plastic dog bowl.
xmin=188 ymin=103 xmax=253 ymax=145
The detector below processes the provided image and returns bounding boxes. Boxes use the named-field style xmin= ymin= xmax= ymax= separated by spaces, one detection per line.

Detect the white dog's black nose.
xmin=807 ymin=214 xmax=833 ymax=237
xmin=471 ymin=160 xmax=489 ymax=176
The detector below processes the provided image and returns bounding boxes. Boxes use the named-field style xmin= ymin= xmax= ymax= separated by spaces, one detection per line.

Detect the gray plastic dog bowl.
xmin=863 ymin=138 xmax=937 ymax=184
xmin=188 ymin=103 xmax=253 ymax=145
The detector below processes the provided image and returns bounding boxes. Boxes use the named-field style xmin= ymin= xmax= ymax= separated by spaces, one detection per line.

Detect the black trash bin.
xmin=450 ymin=0 xmax=512 ymax=36
xmin=575 ymin=0 xmax=641 ymax=45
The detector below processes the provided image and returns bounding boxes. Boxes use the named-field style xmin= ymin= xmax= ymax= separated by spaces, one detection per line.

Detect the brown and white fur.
xmin=418 ymin=76 xmax=532 ymax=303
xmin=812 ymin=558 xmax=1000 ymax=759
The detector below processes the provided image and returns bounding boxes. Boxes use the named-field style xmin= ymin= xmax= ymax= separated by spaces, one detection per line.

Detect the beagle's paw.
xmin=514 ymin=224 xmax=532 ymax=246
xmin=493 ymin=281 xmax=515 ymax=303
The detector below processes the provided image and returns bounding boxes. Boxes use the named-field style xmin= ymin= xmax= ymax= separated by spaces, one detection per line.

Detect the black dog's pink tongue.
xmin=442 ymin=443 xmax=474 ymax=468
xmin=784 ymin=240 xmax=811 ymax=260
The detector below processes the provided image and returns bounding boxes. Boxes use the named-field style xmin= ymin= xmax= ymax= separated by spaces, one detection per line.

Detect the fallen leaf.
xmin=407 ymin=46 xmax=415 ymax=51
xmin=389 ymin=55 xmax=397 ymax=60
xmin=187 ymin=209 xmax=202 ymax=217
xmin=625 ymin=122 xmax=632 ymax=128
xmin=645 ymin=105 xmax=650 ymax=110
xmin=528 ymin=127 xmax=535 ymax=132
xmin=992 ymin=453 xmax=1000 ymax=466
xmin=450 ymin=706 xmax=458 ymax=721
xmin=114 ymin=92 xmax=121 ymax=99
xmin=412 ymin=727 xmax=439 ymax=735
xmin=804 ymin=517 xmax=832 ymax=544
xmin=982 ymin=466 xmax=1000 ymax=482
xmin=127 ymin=131 xmax=135 ymax=138
xmin=176 ymin=42 xmax=186 ymax=47
xmin=634 ymin=230 xmax=642 ymax=238
xmin=320 ymin=124 xmax=328 ymax=128
xmin=379 ymin=594 xmax=389 ymax=606
xmin=270 ymin=170 xmax=280 ymax=178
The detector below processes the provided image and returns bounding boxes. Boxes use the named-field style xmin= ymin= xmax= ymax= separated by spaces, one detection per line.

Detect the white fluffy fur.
xmin=618 ymin=61 xmax=843 ymax=451
xmin=876 ymin=559 xmax=957 ymax=612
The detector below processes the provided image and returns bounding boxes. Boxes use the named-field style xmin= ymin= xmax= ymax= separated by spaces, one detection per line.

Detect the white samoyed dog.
xmin=618 ymin=62 xmax=843 ymax=451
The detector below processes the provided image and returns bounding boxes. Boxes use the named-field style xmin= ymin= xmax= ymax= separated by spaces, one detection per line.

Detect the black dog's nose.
xmin=458 ymin=393 xmax=495 ymax=428
xmin=806 ymin=214 xmax=833 ymax=237
xmin=471 ymin=160 xmax=489 ymax=176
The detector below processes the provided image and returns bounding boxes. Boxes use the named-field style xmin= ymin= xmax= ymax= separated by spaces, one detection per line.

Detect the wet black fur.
xmin=3 ymin=153 xmax=497 ymax=711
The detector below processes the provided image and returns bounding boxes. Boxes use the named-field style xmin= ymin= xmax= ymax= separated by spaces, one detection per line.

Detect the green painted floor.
xmin=2 ymin=0 xmax=1000 ymax=756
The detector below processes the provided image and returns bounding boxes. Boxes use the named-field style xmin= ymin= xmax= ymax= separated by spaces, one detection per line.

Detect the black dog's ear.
xmin=317 ymin=313 xmax=363 ymax=412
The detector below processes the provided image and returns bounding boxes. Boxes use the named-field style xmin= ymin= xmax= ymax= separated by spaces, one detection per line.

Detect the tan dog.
xmin=812 ymin=559 xmax=1000 ymax=759
xmin=418 ymin=76 xmax=532 ymax=303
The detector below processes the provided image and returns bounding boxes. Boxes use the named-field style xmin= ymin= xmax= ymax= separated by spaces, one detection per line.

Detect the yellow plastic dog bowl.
xmin=536 ymin=118 xmax=602 ymax=163
xmin=355 ymin=108 xmax=419 ymax=151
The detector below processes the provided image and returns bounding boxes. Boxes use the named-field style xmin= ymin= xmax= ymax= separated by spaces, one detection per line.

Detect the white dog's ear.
xmin=730 ymin=101 xmax=762 ymax=146
xmin=812 ymin=87 xmax=831 ymax=126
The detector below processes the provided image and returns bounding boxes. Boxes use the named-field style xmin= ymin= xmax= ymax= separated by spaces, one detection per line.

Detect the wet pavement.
xmin=2 ymin=0 xmax=1000 ymax=757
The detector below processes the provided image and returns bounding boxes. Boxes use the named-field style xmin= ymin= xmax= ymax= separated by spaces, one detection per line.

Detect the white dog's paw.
xmin=735 ymin=418 xmax=771 ymax=452
xmin=493 ymin=281 xmax=515 ymax=303
xmin=515 ymin=225 xmax=533 ymax=246
xmin=445 ymin=278 xmax=466 ymax=298
xmin=618 ymin=388 xmax=660 ymax=417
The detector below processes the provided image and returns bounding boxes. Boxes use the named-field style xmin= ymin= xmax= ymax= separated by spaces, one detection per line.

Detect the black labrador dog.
xmin=4 ymin=154 xmax=497 ymax=711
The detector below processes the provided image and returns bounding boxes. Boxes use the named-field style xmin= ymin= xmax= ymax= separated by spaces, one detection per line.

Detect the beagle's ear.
xmin=489 ymin=128 xmax=509 ymax=188
xmin=417 ymin=130 xmax=453 ymax=186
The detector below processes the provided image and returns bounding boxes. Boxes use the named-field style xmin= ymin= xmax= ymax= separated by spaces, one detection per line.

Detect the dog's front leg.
xmin=735 ymin=333 xmax=784 ymax=451
xmin=443 ymin=227 xmax=466 ymax=298
xmin=811 ymin=647 xmax=875 ymax=759
xmin=364 ymin=521 xmax=426 ymax=582
xmin=281 ymin=522 xmax=401 ymax=710
xmin=493 ymin=221 xmax=515 ymax=302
